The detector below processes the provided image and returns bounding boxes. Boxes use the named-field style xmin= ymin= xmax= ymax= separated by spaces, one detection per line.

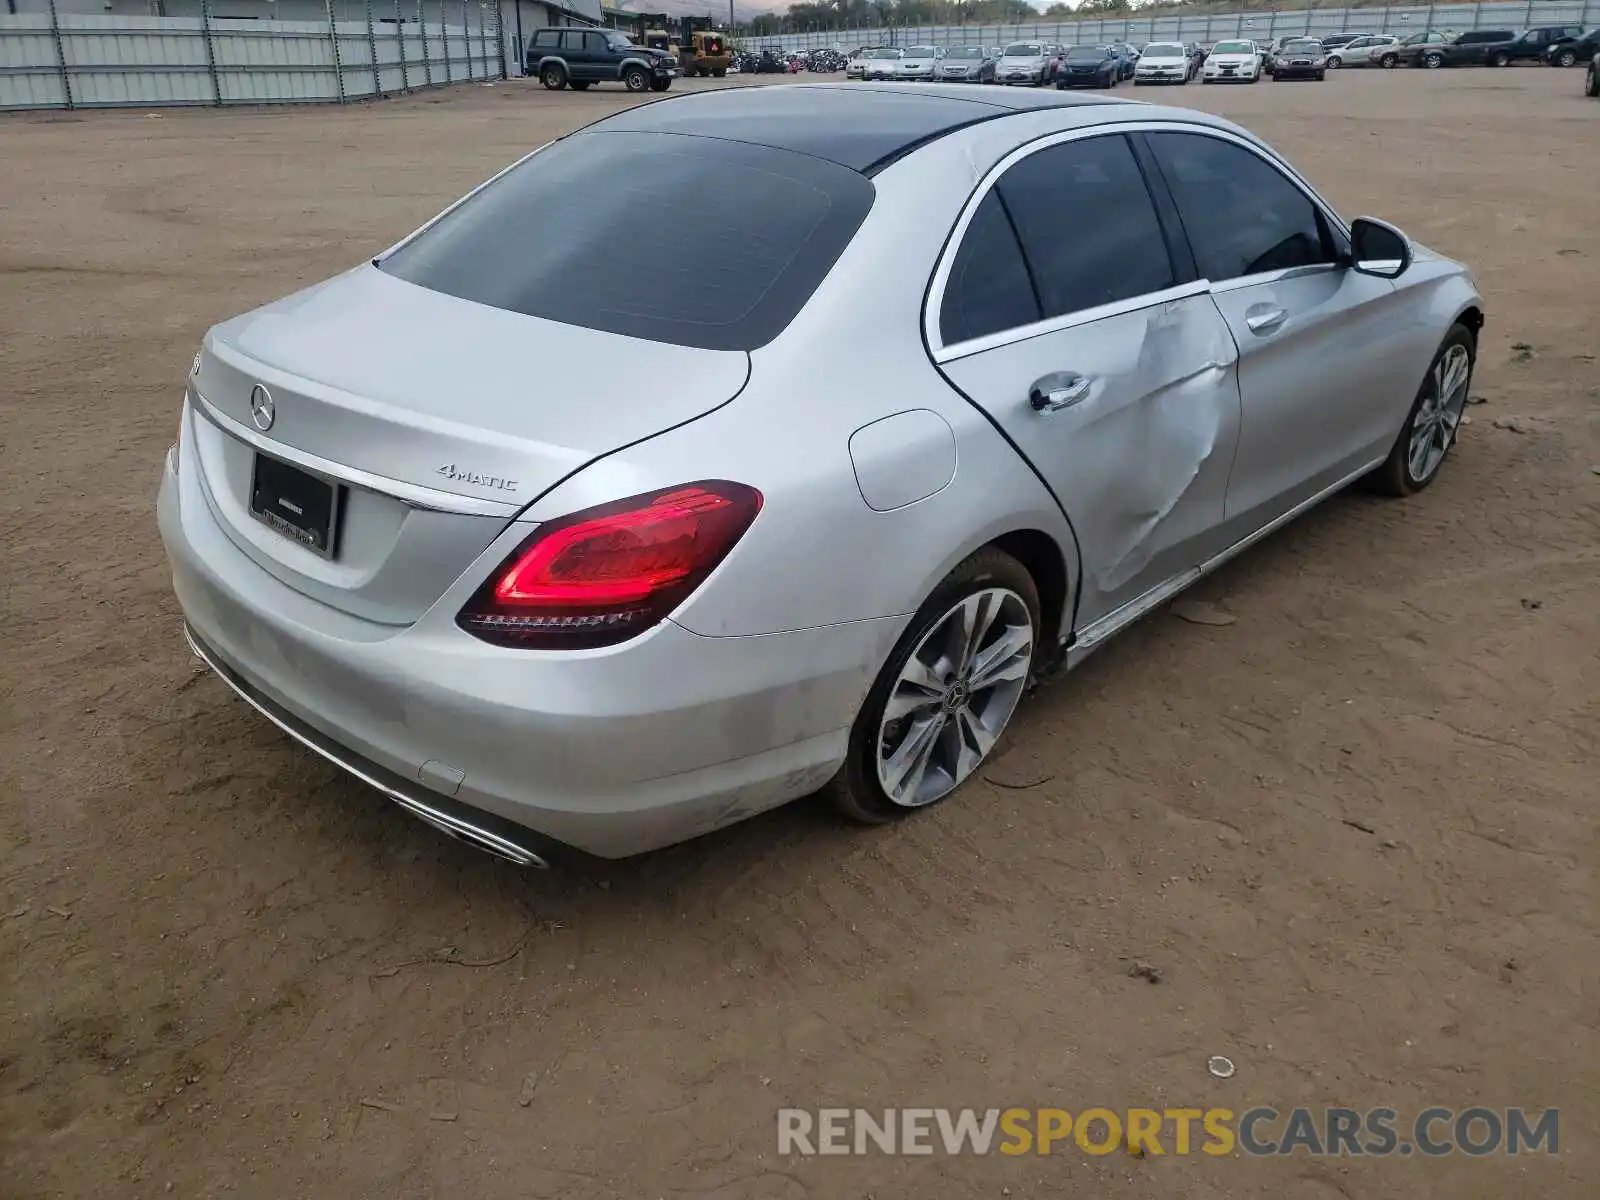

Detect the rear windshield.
xmin=905 ymin=46 xmax=936 ymax=56
xmin=1281 ymin=39 xmax=1322 ymax=51
xmin=1004 ymin=43 xmax=1042 ymax=55
xmin=379 ymin=132 xmax=874 ymax=352
xmin=1143 ymin=43 xmax=1186 ymax=56
xmin=946 ymin=46 xmax=985 ymax=58
xmin=1212 ymin=41 xmax=1253 ymax=54
xmin=1066 ymin=46 xmax=1108 ymax=61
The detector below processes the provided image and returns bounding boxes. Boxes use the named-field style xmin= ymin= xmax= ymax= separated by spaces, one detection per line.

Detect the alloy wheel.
xmin=1408 ymin=343 xmax=1471 ymax=483
xmin=875 ymin=588 xmax=1034 ymax=808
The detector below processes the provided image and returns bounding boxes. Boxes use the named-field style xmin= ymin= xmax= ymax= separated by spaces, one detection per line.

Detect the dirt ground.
xmin=2 ymin=69 xmax=1597 ymax=1199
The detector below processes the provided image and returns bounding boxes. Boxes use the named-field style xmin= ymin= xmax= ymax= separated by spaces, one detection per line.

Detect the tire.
xmin=623 ymin=65 xmax=650 ymax=93
xmin=1370 ymin=323 xmax=1476 ymax=497
xmin=1316 ymin=70 xmax=1326 ymax=81
xmin=1423 ymin=52 xmax=1443 ymax=69
xmin=1489 ymin=51 xmax=1511 ymax=67
xmin=1327 ymin=54 xmax=1343 ymax=68
xmin=649 ymin=78 xmax=671 ymax=91
xmin=540 ymin=63 xmax=567 ymax=90
xmin=825 ymin=547 xmax=1040 ymax=825
xmin=1589 ymin=63 xmax=1600 ymax=96
xmin=1380 ymin=53 xmax=1399 ymax=68
xmin=1555 ymin=49 xmax=1577 ymax=68
xmin=568 ymin=80 xmax=590 ymax=90
xmin=713 ymin=67 xmax=726 ymax=77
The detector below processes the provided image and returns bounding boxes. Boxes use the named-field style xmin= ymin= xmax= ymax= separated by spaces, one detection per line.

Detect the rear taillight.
xmin=457 ymin=481 xmax=762 ymax=649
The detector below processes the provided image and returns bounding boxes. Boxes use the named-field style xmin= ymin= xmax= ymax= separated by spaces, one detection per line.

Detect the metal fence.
xmin=759 ymin=1 xmax=1598 ymax=52
xmin=0 ymin=2 xmax=504 ymax=111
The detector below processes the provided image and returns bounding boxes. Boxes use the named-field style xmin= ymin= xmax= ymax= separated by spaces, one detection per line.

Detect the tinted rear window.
xmin=379 ymin=132 xmax=874 ymax=352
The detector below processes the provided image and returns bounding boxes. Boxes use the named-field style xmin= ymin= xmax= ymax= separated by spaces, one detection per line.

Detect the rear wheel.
xmin=1588 ymin=61 xmax=1600 ymax=95
xmin=1380 ymin=52 xmax=1399 ymax=68
xmin=623 ymin=65 xmax=650 ymax=92
xmin=1489 ymin=51 xmax=1511 ymax=67
xmin=826 ymin=548 xmax=1039 ymax=825
xmin=568 ymin=80 xmax=590 ymax=90
xmin=713 ymin=67 xmax=726 ymax=77
xmin=540 ymin=63 xmax=567 ymax=90
xmin=1371 ymin=323 xmax=1476 ymax=496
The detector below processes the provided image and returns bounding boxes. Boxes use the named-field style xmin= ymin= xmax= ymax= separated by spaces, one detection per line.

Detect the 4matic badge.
xmin=436 ymin=464 xmax=519 ymax=493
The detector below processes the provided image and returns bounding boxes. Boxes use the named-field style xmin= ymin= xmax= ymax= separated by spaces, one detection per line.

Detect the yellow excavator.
xmin=636 ymin=18 xmax=732 ymax=78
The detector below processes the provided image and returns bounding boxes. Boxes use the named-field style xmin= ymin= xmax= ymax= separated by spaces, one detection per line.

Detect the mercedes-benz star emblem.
xmin=249 ymin=384 xmax=275 ymax=432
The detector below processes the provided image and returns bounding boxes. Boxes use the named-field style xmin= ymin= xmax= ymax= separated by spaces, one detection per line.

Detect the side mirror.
xmin=1350 ymin=216 xmax=1413 ymax=279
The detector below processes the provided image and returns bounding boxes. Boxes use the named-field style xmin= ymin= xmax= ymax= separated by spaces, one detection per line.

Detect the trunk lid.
xmin=190 ymin=265 xmax=750 ymax=625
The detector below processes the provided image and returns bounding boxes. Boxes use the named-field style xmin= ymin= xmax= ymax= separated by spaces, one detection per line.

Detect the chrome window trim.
xmin=189 ymin=386 xmax=521 ymax=518
xmin=926 ymin=119 xmax=1352 ymax=362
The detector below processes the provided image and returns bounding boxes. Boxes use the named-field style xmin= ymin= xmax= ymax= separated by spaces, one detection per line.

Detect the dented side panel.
xmin=938 ymin=294 xmax=1243 ymax=629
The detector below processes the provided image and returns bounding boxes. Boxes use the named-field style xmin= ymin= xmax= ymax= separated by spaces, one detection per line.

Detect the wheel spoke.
xmin=950 ymin=707 xmax=989 ymax=781
xmin=881 ymin=713 xmax=943 ymax=802
xmin=967 ymin=623 xmax=1033 ymax=693
xmin=898 ymin=651 xmax=947 ymax=695
xmin=957 ymin=704 xmax=999 ymax=761
xmin=883 ymin=679 xmax=944 ymax=723
xmin=1408 ymin=423 xmax=1434 ymax=478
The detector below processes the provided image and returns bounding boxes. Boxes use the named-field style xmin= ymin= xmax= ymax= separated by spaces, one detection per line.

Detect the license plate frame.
xmin=248 ymin=451 xmax=343 ymax=559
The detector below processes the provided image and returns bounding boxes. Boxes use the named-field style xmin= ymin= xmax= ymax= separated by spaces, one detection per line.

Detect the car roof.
xmin=590 ymin=83 xmax=1129 ymax=174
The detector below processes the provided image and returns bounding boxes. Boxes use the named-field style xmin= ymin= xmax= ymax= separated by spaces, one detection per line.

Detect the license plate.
xmin=249 ymin=452 xmax=341 ymax=558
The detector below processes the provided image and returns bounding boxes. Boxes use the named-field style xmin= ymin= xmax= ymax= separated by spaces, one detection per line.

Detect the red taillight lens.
xmin=457 ymin=481 xmax=762 ymax=649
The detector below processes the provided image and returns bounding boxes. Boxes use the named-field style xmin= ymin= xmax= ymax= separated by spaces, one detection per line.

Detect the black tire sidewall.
xmin=624 ymin=67 xmax=649 ymax=91
xmin=831 ymin=549 xmax=1041 ymax=823
xmin=541 ymin=64 xmax=566 ymax=89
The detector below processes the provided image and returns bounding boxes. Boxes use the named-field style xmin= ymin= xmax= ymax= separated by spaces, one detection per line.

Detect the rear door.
xmin=929 ymin=132 xmax=1243 ymax=629
xmin=1142 ymin=129 xmax=1415 ymax=534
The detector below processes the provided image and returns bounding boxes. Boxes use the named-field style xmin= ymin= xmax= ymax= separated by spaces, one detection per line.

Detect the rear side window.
xmin=532 ymin=30 xmax=559 ymax=49
xmin=939 ymin=192 xmax=1040 ymax=345
xmin=379 ymin=132 xmax=874 ymax=352
xmin=994 ymin=135 xmax=1175 ymax=321
xmin=1146 ymin=132 xmax=1334 ymax=283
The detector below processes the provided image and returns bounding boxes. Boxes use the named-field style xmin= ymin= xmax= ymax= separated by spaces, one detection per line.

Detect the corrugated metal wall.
xmin=760 ymin=1 xmax=1598 ymax=51
xmin=0 ymin=1 xmax=505 ymax=110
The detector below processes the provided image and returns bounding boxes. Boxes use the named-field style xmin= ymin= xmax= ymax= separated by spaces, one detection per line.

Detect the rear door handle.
xmin=1245 ymin=305 xmax=1289 ymax=336
xmin=1029 ymin=372 xmax=1093 ymax=413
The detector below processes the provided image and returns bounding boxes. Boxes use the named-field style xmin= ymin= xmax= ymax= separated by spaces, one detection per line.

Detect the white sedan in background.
xmin=1202 ymin=39 xmax=1262 ymax=83
xmin=1134 ymin=42 xmax=1194 ymax=85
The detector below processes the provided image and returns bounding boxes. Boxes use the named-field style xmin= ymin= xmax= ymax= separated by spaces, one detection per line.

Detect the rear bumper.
xmin=158 ymin=437 xmax=900 ymax=859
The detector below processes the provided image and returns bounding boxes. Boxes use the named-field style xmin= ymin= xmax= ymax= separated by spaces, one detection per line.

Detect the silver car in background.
xmin=160 ymin=85 xmax=1483 ymax=865
xmin=997 ymin=41 xmax=1053 ymax=85
xmin=897 ymin=44 xmax=942 ymax=80
xmin=1326 ymin=34 xmax=1399 ymax=67
xmin=936 ymin=45 xmax=994 ymax=82
xmin=863 ymin=46 xmax=902 ymax=80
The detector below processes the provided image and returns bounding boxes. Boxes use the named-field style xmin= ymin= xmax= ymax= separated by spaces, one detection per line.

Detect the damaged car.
xmin=160 ymin=85 xmax=1483 ymax=865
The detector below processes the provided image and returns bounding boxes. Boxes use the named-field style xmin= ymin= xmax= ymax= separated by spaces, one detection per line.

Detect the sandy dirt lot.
xmin=1 ymin=70 xmax=1597 ymax=1199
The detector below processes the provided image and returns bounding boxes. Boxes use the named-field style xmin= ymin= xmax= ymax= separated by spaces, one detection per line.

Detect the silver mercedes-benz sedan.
xmin=159 ymin=84 xmax=1483 ymax=866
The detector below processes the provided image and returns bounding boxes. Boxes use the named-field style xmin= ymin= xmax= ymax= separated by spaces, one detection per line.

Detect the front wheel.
xmin=1555 ymin=49 xmax=1577 ymax=68
xmin=1371 ymin=324 xmax=1476 ymax=496
xmin=1587 ymin=62 xmax=1600 ymax=95
xmin=568 ymin=80 xmax=590 ymax=90
xmin=1423 ymin=52 xmax=1444 ymax=69
xmin=623 ymin=65 xmax=650 ymax=92
xmin=713 ymin=67 xmax=726 ymax=77
xmin=826 ymin=548 xmax=1039 ymax=824
xmin=1326 ymin=54 xmax=1343 ymax=68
